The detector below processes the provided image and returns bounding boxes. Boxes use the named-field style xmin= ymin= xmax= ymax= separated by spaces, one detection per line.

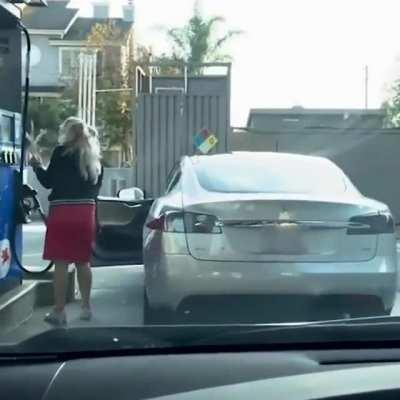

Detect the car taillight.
xmin=347 ymin=211 xmax=394 ymax=235
xmin=146 ymin=215 xmax=166 ymax=231
xmin=146 ymin=213 xmax=184 ymax=232
xmin=146 ymin=212 xmax=222 ymax=234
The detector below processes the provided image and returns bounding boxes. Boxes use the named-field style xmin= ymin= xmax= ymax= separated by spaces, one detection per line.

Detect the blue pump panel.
xmin=0 ymin=110 xmax=23 ymax=291
xmin=0 ymin=166 xmax=22 ymax=288
xmin=0 ymin=3 xmax=24 ymax=293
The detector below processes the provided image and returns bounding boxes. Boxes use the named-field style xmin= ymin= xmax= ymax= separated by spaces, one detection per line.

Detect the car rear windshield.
xmin=193 ymin=156 xmax=348 ymax=194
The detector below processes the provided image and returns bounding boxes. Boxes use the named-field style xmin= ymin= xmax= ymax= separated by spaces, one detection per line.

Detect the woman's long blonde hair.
xmin=59 ymin=117 xmax=102 ymax=184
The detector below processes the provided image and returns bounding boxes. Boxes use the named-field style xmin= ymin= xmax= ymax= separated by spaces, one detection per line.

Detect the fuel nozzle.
xmin=15 ymin=182 xmax=44 ymax=225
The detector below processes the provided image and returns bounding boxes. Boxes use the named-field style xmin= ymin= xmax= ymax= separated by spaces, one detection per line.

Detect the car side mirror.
xmin=118 ymin=187 xmax=145 ymax=201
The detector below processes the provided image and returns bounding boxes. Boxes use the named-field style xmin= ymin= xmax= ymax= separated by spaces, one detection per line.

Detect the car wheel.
xmin=143 ymin=290 xmax=174 ymax=325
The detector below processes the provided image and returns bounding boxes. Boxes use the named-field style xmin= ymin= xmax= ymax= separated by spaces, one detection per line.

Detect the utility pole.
xmin=364 ymin=65 xmax=369 ymax=110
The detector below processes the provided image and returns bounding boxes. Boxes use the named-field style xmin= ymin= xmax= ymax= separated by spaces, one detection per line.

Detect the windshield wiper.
xmin=187 ymin=315 xmax=400 ymax=348
xmin=0 ymin=326 xmax=174 ymax=357
xmin=2 ymin=316 xmax=400 ymax=357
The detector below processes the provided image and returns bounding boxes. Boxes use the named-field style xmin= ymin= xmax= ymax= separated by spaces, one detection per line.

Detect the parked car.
xmin=141 ymin=152 xmax=398 ymax=323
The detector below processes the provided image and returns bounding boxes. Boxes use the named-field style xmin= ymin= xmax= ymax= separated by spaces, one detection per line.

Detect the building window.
xmin=60 ymin=48 xmax=82 ymax=78
xmin=96 ymin=50 xmax=104 ymax=78
xmin=111 ymin=178 xmax=127 ymax=196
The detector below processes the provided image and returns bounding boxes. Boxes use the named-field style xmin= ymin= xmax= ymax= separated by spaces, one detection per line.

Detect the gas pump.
xmin=0 ymin=0 xmax=48 ymax=294
xmin=0 ymin=2 xmax=23 ymax=293
xmin=0 ymin=110 xmax=22 ymax=292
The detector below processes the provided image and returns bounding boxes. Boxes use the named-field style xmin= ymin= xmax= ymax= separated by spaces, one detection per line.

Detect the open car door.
xmin=92 ymin=196 xmax=154 ymax=266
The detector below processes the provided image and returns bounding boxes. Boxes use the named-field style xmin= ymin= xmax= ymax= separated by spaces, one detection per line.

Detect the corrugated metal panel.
xmin=135 ymin=93 xmax=229 ymax=197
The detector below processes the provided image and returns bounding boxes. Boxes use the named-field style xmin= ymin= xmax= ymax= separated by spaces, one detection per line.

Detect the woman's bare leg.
xmin=76 ymin=262 xmax=92 ymax=309
xmin=53 ymin=261 xmax=69 ymax=312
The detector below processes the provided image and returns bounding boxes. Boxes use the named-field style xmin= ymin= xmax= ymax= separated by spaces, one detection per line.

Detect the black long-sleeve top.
xmin=34 ymin=146 xmax=103 ymax=202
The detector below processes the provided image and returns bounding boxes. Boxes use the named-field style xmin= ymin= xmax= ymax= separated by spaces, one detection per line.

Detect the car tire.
xmin=143 ymin=290 xmax=174 ymax=325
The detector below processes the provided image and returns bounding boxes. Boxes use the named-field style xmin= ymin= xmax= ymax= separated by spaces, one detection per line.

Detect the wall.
xmin=230 ymin=129 xmax=400 ymax=221
xmin=0 ymin=28 xmax=21 ymax=112
xmin=29 ymin=36 xmax=60 ymax=87
xmin=134 ymin=74 xmax=231 ymax=197
xmin=152 ymin=76 xmax=229 ymax=96
xmin=248 ymin=112 xmax=385 ymax=131
xmin=100 ymin=167 xmax=136 ymax=197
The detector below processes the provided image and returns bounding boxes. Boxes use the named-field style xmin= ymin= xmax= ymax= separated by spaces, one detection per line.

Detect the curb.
xmin=0 ymin=282 xmax=37 ymax=336
xmin=0 ymin=267 xmax=76 ymax=335
xmin=24 ymin=265 xmax=76 ymax=307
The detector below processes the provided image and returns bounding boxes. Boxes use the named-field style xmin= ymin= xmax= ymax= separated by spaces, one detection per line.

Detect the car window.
xmin=193 ymin=156 xmax=347 ymax=194
xmin=165 ymin=167 xmax=182 ymax=193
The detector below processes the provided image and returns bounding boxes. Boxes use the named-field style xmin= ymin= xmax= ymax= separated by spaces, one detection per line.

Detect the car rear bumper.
xmin=145 ymin=254 xmax=398 ymax=312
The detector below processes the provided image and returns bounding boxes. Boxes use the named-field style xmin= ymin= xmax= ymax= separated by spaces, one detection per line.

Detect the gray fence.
xmin=135 ymin=93 xmax=229 ymax=197
xmin=230 ymin=129 xmax=400 ymax=221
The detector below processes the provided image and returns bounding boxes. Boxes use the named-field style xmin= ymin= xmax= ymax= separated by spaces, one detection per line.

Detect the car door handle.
xmin=121 ymin=203 xmax=143 ymax=209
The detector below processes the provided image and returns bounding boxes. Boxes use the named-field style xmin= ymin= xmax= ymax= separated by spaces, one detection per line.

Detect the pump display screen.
xmin=0 ymin=114 xmax=13 ymax=143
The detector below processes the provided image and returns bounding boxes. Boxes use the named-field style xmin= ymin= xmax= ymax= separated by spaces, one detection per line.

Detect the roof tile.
xmin=22 ymin=1 xmax=78 ymax=31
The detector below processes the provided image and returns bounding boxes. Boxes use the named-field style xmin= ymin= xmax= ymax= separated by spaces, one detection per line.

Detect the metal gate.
xmin=135 ymin=92 xmax=229 ymax=197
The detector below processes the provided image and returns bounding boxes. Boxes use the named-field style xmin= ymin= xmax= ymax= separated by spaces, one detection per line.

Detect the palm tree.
xmin=164 ymin=1 xmax=242 ymax=74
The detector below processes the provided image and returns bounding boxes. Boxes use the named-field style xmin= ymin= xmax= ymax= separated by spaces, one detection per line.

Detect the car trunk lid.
xmin=183 ymin=193 xmax=381 ymax=263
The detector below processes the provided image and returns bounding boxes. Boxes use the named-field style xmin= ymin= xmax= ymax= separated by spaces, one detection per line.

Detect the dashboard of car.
xmin=2 ymin=348 xmax=400 ymax=399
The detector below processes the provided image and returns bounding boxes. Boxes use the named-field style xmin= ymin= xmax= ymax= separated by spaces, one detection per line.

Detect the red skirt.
xmin=43 ymin=202 xmax=96 ymax=263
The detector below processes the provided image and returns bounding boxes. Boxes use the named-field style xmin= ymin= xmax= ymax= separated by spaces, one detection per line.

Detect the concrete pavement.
xmin=2 ymin=264 xmax=400 ymax=345
xmin=2 ymin=222 xmax=400 ymax=345
xmin=0 ymin=265 xmax=144 ymax=344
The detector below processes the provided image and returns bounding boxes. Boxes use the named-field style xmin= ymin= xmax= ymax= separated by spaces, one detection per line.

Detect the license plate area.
xmin=226 ymin=223 xmax=338 ymax=256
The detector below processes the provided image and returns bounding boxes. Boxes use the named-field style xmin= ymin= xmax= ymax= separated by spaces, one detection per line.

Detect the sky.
xmin=70 ymin=0 xmax=400 ymax=125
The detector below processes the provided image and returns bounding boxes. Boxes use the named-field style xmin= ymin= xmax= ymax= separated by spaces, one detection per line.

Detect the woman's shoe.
xmin=44 ymin=309 xmax=67 ymax=326
xmin=79 ymin=307 xmax=92 ymax=321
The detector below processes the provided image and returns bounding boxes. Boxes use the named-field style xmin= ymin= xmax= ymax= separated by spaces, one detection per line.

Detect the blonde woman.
xmin=30 ymin=117 xmax=103 ymax=326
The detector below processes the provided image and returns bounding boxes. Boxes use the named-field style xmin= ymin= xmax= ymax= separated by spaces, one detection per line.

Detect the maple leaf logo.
xmin=0 ymin=239 xmax=11 ymax=279
xmin=1 ymin=248 xmax=9 ymax=264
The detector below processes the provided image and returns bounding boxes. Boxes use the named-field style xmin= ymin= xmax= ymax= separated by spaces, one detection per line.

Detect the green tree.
xmin=86 ymin=22 xmax=152 ymax=166
xmin=164 ymin=1 xmax=242 ymax=73
xmin=383 ymin=79 xmax=400 ymax=127
xmin=28 ymin=94 xmax=77 ymax=161
xmin=28 ymin=21 xmax=140 ymax=165
xmin=86 ymin=21 xmax=132 ymax=165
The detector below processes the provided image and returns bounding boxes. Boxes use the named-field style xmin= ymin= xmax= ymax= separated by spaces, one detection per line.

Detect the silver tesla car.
xmin=143 ymin=152 xmax=397 ymax=323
